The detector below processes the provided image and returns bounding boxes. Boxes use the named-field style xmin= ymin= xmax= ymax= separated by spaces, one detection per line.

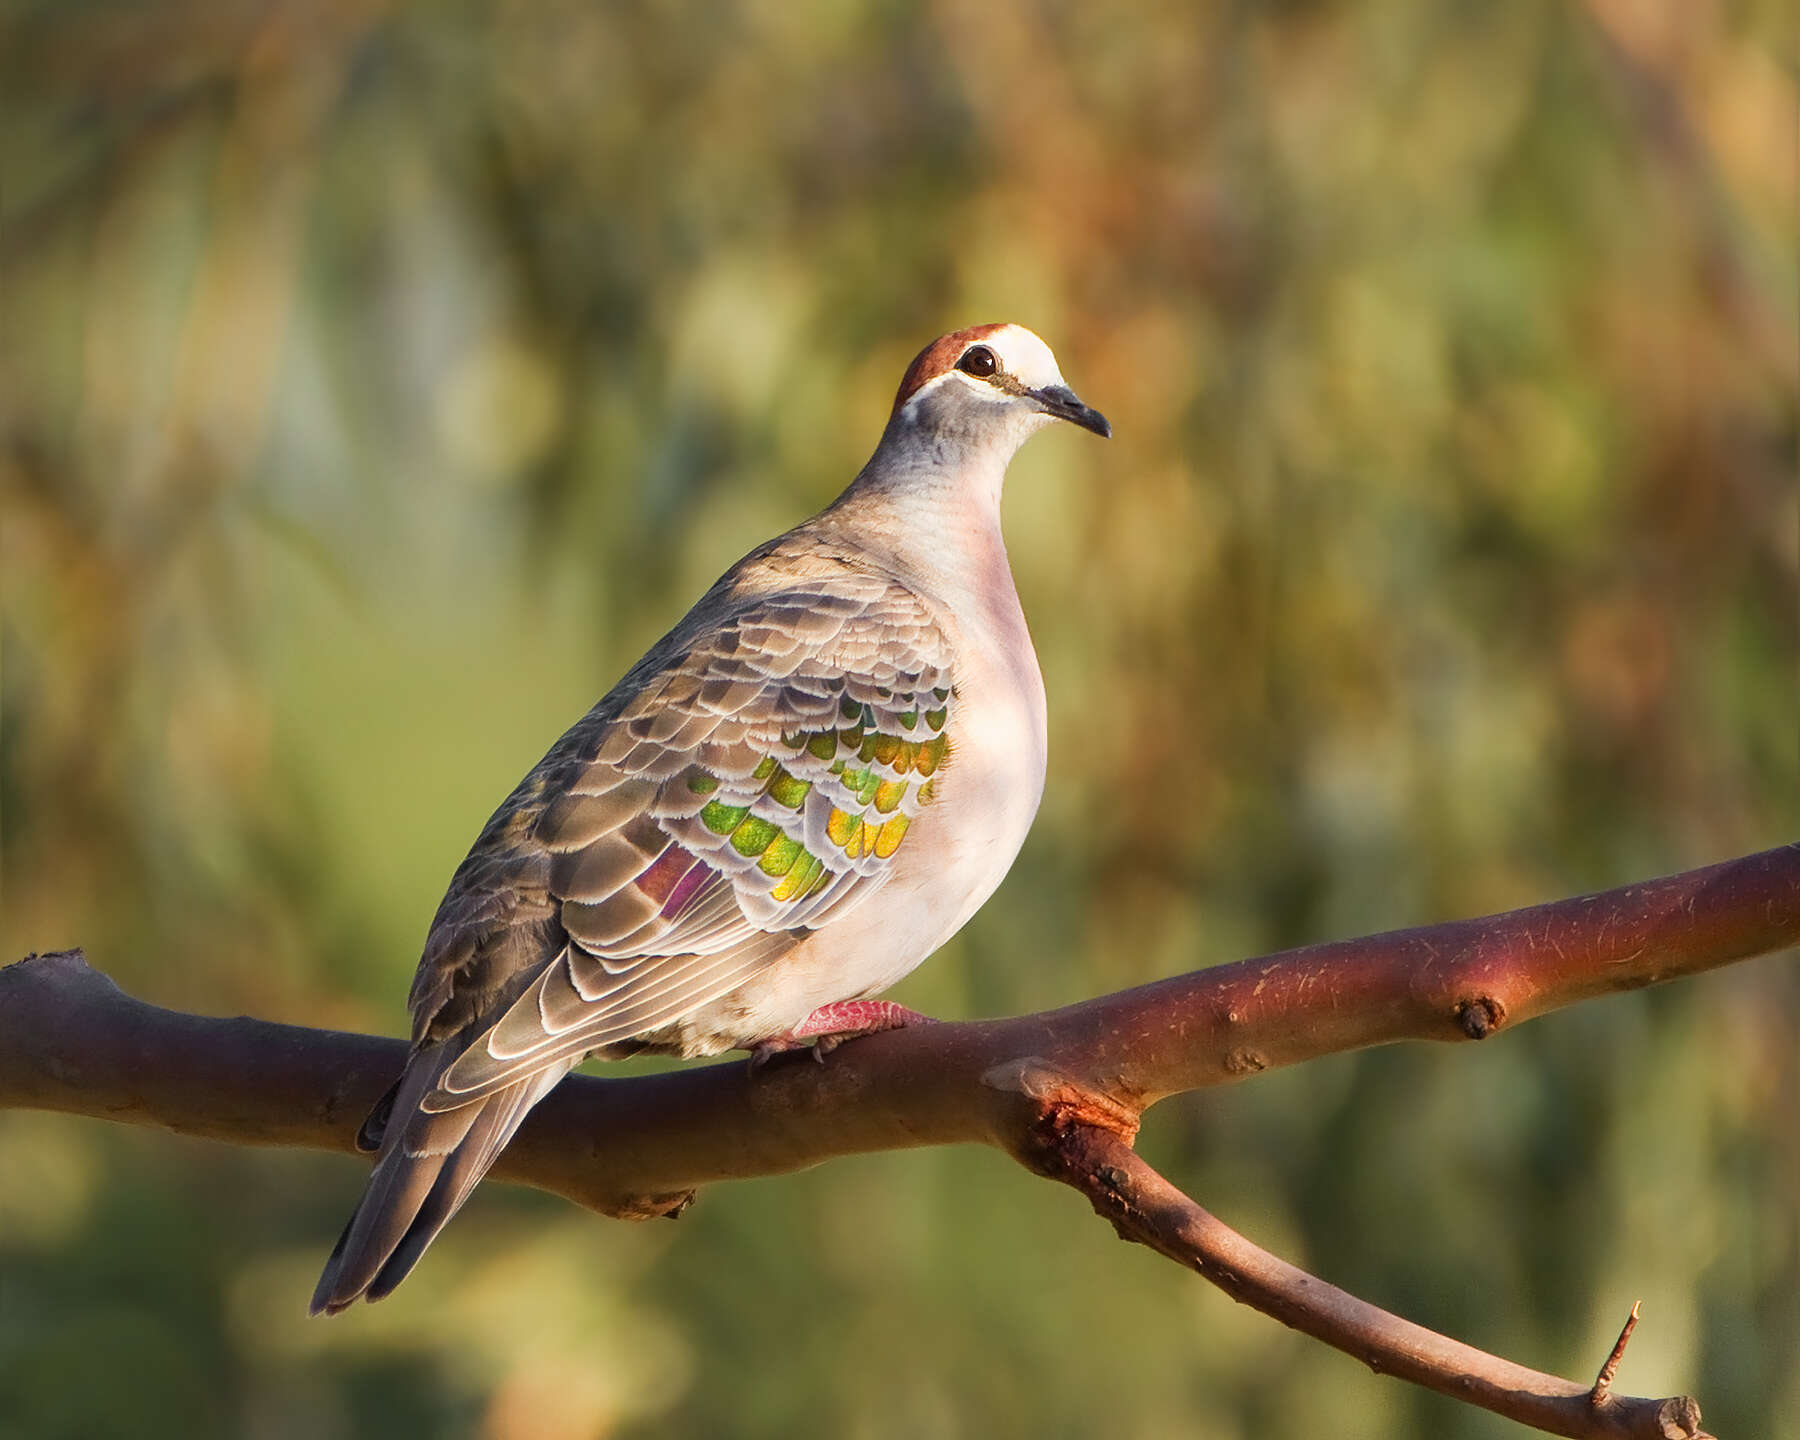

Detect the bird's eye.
xmin=956 ymin=345 xmax=998 ymax=378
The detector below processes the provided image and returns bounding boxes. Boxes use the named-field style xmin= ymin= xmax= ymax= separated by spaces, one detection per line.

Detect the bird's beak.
xmin=1031 ymin=384 xmax=1112 ymax=439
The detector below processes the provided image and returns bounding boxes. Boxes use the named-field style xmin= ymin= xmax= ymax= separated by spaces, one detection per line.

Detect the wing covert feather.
xmin=413 ymin=562 xmax=959 ymax=1102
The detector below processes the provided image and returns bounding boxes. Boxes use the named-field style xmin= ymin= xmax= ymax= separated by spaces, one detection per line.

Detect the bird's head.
xmin=889 ymin=324 xmax=1111 ymax=451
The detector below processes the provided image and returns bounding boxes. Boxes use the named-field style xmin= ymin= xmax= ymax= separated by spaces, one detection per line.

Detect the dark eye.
xmin=956 ymin=345 xmax=998 ymax=378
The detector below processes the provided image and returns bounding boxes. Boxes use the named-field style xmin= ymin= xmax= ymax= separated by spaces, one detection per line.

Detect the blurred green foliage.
xmin=2 ymin=1 xmax=1795 ymax=1436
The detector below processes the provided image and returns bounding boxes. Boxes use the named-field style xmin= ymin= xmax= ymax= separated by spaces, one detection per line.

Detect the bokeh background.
xmin=3 ymin=2 xmax=1795 ymax=1437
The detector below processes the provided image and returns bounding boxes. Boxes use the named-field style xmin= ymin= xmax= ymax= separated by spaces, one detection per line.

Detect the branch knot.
xmin=1457 ymin=996 xmax=1506 ymax=1039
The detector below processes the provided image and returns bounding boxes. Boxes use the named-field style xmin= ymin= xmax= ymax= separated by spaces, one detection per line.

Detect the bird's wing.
xmin=414 ymin=566 xmax=957 ymax=1109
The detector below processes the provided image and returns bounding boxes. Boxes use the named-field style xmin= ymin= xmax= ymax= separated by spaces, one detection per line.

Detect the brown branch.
xmin=1017 ymin=1113 xmax=1710 ymax=1440
xmin=6 ymin=842 xmax=1796 ymax=1436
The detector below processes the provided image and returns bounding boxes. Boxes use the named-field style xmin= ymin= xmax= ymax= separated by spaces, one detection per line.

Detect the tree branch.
xmin=7 ymin=842 xmax=1796 ymax=1436
xmin=1021 ymin=1114 xmax=1708 ymax=1440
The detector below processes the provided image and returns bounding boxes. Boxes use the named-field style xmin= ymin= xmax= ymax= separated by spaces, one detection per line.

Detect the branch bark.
xmin=8 ymin=842 xmax=1797 ymax=1436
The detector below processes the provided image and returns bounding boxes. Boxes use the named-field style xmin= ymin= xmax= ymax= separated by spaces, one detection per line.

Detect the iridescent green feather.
xmin=701 ymin=800 xmax=749 ymax=834
xmin=730 ymin=814 xmax=781 ymax=857
xmin=766 ymin=767 xmax=812 ymax=809
xmin=759 ymin=835 xmax=802 ymax=876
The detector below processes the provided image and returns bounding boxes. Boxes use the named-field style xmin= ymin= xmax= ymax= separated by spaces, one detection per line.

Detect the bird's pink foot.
xmin=747 ymin=1001 xmax=934 ymax=1072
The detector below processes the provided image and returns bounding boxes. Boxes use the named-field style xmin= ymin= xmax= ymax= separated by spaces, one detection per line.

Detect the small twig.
xmin=1591 ymin=1301 xmax=1641 ymax=1407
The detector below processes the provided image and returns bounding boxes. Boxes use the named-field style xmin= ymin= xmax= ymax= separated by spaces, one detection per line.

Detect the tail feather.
xmin=363 ymin=1078 xmax=546 ymax=1303
xmin=310 ymin=1052 xmax=570 ymax=1316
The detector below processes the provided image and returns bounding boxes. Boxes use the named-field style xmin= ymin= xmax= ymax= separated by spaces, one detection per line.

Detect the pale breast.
xmin=904 ymin=589 xmax=1047 ymax=942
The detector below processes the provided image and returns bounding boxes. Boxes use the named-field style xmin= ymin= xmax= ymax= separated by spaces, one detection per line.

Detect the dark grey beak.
xmin=1032 ymin=384 xmax=1112 ymax=439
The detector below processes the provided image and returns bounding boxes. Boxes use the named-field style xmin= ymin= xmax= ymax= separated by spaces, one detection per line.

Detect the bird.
xmin=310 ymin=323 xmax=1110 ymax=1314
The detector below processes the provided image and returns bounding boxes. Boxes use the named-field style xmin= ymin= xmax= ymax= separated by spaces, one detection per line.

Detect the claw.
xmin=747 ymin=1038 xmax=808 ymax=1074
xmin=745 ymin=1000 xmax=933 ymax=1076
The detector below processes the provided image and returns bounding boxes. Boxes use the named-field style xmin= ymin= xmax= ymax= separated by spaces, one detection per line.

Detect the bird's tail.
xmin=309 ymin=1049 xmax=570 ymax=1316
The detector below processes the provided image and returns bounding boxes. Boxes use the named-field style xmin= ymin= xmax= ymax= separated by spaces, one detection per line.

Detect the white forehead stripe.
xmin=971 ymin=325 xmax=1067 ymax=391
